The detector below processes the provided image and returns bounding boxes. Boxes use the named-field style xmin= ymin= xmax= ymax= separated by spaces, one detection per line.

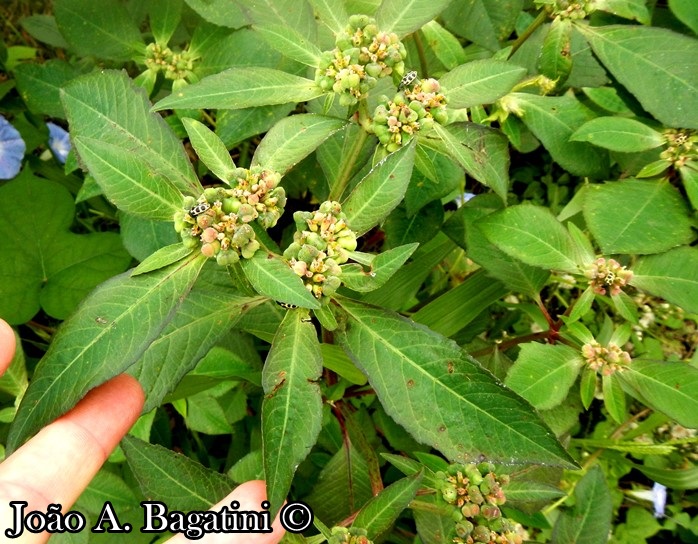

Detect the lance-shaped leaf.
xmin=376 ymin=0 xmax=453 ymax=37
xmin=505 ymin=343 xmax=583 ymax=411
xmin=617 ymin=360 xmax=698 ymax=428
xmin=552 ymin=465 xmax=612 ymax=544
xmin=538 ymin=17 xmax=572 ymax=86
xmin=420 ymin=21 xmax=466 ymax=71
xmin=7 ymin=254 xmax=206 ymax=452
xmin=72 ymin=137 xmax=183 ymax=220
xmin=54 ymin=0 xmax=144 ymax=61
xmin=631 ymin=247 xmax=698 ymax=313
xmin=62 ymin=70 xmax=200 ymax=196
xmin=440 ymin=59 xmax=526 ymax=108
xmin=308 ymin=0 xmax=347 ymax=35
xmin=149 ymin=0 xmax=182 ymax=46
xmin=342 ymin=142 xmax=416 ymax=236
xmin=571 ymin=117 xmax=666 ymax=152
xmin=153 ymin=67 xmax=324 ymax=111
xmin=130 ymin=289 xmax=264 ymax=412
xmin=122 ymin=435 xmax=231 ymax=510
xmin=352 ymin=472 xmax=424 ymax=540
xmin=341 ymin=243 xmax=419 ymax=293
xmin=182 ymin=118 xmax=236 ymax=183
xmin=336 ymin=298 xmax=577 ymax=468
xmin=576 ymin=24 xmax=698 ymax=129
xmin=430 ymin=123 xmax=510 ymax=201
xmin=507 ymin=93 xmax=609 ymax=178
xmin=263 ymin=311 xmax=323 ymax=515
xmin=252 ymin=114 xmax=346 ymax=175
xmin=583 ymin=180 xmax=694 ymax=255
xmin=242 ymin=252 xmax=321 ymax=309
xmin=479 ymin=204 xmax=580 ymax=273
xmin=253 ymin=24 xmax=322 ymax=67
xmin=132 ymin=244 xmax=193 ymax=276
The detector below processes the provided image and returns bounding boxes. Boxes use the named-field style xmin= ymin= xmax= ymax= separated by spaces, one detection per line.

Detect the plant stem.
xmin=508 ymin=10 xmax=548 ymax=58
xmin=328 ymin=115 xmax=369 ymax=201
xmin=414 ymin=31 xmax=429 ymax=78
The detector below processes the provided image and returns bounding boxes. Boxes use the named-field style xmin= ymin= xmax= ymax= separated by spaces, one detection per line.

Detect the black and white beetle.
xmin=277 ymin=302 xmax=299 ymax=310
xmin=398 ymin=70 xmax=419 ymax=90
xmin=188 ymin=202 xmax=211 ymax=217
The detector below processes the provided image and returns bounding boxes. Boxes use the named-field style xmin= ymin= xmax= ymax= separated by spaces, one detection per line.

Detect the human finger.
xmin=0 ymin=318 xmax=16 ymax=375
xmin=0 ymin=374 xmax=145 ymax=543
xmin=166 ymin=480 xmax=286 ymax=544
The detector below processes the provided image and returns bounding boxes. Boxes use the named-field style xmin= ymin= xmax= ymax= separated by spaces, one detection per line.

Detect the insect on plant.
xmin=188 ymin=202 xmax=211 ymax=217
xmin=398 ymin=70 xmax=419 ymax=90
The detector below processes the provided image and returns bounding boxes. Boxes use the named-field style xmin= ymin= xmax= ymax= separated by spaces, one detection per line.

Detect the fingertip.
xmin=0 ymin=318 xmax=16 ymax=374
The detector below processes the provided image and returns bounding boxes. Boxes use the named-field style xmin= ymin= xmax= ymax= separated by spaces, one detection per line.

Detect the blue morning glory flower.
xmin=0 ymin=115 xmax=26 ymax=179
xmin=47 ymin=122 xmax=71 ymax=164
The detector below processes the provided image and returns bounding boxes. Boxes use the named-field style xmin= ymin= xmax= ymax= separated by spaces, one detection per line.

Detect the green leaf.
xmin=122 ymin=435 xmax=231 ymax=510
xmin=54 ymin=0 xmax=144 ymax=61
xmin=20 ymin=15 xmax=69 ymax=49
xmin=73 ymin=137 xmax=184 ymax=220
xmin=442 ymin=0 xmax=522 ymax=52
xmin=263 ymin=310 xmax=323 ymax=515
xmin=7 ymin=255 xmax=206 ymax=452
xmin=129 ymin=290 xmax=261 ymax=412
xmin=352 ymin=472 xmax=424 ymax=539
xmin=681 ymin=164 xmax=698 ymax=211
xmin=13 ymin=60 xmax=79 ymax=118
xmin=242 ymin=252 xmax=321 ymax=309
xmin=444 ymin=204 xmax=550 ymax=296
xmin=420 ymin=21 xmax=466 ymax=70
xmin=580 ymin=368 xmax=596 ymax=409
xmin=153 ymin=67 xmax=324 ymax=111
xmin=630 ymin=462 xmax=698 ymax=491
xmin=441 ymin=59 xmax=526 ymax=109
xmin=669 ymin=0 xmax=698 ymax=35
xmin=602 ymin=373 xmax=627 ymax=424
xmin=508 ymin=93 xmax=609 ymax=178
xmin=412 ymin=270 xmax=509 ymax=337
xmin=62 ymin=70 xmax=200 ymax=196
xmin=321 ymin=343 xmax=367 ymax=385
xmin=337 ymin=299 xmax=577 ymax=468
xmin=342 ymin=142 xmax=416 ymax=236
xmin=148 ymin=0 xmax=182 ymax=45
xmin=236 ymin=0 xmax=317 ymax=40
xmin=617 ymin=359 xmax=698 ymax=428
xmin=131 ymin=244 xmax=193 ymax=276
xmin=429 ymin=123 xmax=510 ymax=200
xmin=252 ymin=114 xmax=346 ymax=175
xmin=505 ymin=343 xmax=583 ymax=411
xmin=593 ymin=0 xmax=650 ymax=23
xmin=583 ymin=179 xmax=694 ymax=255
xmin=183 ymin=0 xmax=246 ymax=29
xmin=571 ymin=117 xmax=666 ymax=152
xmin=0 ymin=174 xmax=132 ymax=325
xmin=479 ymin=204 xmax=581 ymax=273
xmin=576 ymin=24 xmax=698 ymax=129
xmin=182 ymin=118 xmax=236 ymax=183
xmin=552 ymin=465 xmax=612 ymax=544
xmin=382 ymin=202 xmax=443 ymax=249
xmin=308 ymin=0 xmax=348 ymax=35
xmin=253 ymin=24 xmax=322 ymax=67
xmin=538 ymin=17 xmax=572 ymax=86
xmin=375 ymin=0 xmax=453 ymax=37
xmin=407 ymin=144 xmax=462 ymax=215
xmin=341 ymin=243 xmax=419 ymax=292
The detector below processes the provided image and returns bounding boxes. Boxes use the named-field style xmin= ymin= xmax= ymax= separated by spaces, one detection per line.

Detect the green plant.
xmin=1 ymin=0 xmax=697 ymax=542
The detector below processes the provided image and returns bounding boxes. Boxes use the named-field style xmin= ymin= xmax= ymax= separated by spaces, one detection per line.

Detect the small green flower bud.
xmin=298 ymin=244 xmax=320 ymax=263
xmin=480 ymin=504 xmax=501 ymax=520
xmin=197 ymin=213 xmax=214 ymax=229
xmin=203 ymin=187 xmax=219 ymax=201
xmin=222 ymin=197 xmax=241 ymax=214
xmin=216 ymin=250 xmax=239 ymax=266
xmin=238 ymin=203 xmax=256 ymax=222
xmin=201 ymin=240 xmax=220 ymax=258
xmin=241 ymin=239 xmax=260 ymax=259
xmin=183 ymin=196 xmax=197 ymax=209
xmin=472 ymin=524 xmax=491 ymax=543
xmin=339 ymin=93 xmax=358 ymax=107
xmin=201 ymin=227 xmax=218 ymax=243
xmin=442 ymin=486 xmax=457 ymax=503
xmin=461 ymin=503 xmax=480 ymax=518
xmin=455 ymin=520 xmax=474 ymax=538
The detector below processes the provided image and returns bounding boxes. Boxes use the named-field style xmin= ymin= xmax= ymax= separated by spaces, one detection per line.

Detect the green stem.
xmin=413 ymin=32 xmax=429 ymax=78
xmin=329 ymin=111 xmax=370 ymax=201
xmin=508 ymin=10 xmax=548 ymax=58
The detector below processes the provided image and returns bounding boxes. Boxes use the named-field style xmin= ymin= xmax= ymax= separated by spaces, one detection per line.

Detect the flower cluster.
xmin=584 ymin=257 xmax=633 ymax=296
xmin=437 ymin=463 xmax=525 ymax=544
xmin=283 ymin=201 xmax=357 ymax=299
xmin=328 ymin=527 xmax=372 ymax=544
xmin=581 ymin=341 xmax=631 ymax=375
xmin=538 ymin=0 xmax=593 ymax=19
xmin=315 ymin=15 xmax=407 ymax=106
xmin=370 ymin=78 xmax=448 ymax=151
xmin=174 ymin=167 xmax=285 ymax=265
xmin=660 ymin=128 xmax=697 ymax=168
xmin=144 ymin=42 xmax=198 ymax=84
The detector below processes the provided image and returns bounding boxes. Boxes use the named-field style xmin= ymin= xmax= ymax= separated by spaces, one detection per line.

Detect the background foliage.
xmin=1 ymin=0 xmax=697 ymax=542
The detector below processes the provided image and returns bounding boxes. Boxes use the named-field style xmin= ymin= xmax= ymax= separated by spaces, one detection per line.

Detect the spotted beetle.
xmin=277 ymin=302 xmax=299 ymax=310
xmin=188 ymin=202 xmax=211 ymax=217
xmin=398 ymin=70 xmax=419 ymax=90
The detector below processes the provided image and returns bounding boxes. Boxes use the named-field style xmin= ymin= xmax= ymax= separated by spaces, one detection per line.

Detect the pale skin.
xmin=0 ymin=319 xmax=285 ymax=544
